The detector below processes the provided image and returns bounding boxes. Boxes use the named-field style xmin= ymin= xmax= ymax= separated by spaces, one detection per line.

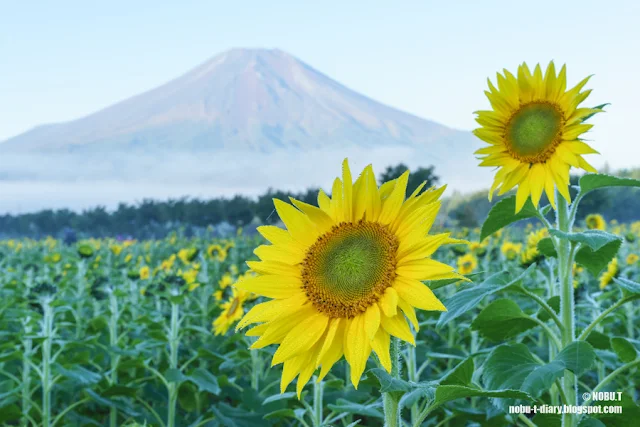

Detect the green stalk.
xmin=41 ymin=297 xmax=54 ymax=427
xmin=22 ymin=319 xmax=33 ymax=427
xmin=250 ymin=342 xmax=260 ymax=390
xmin=312 ymin=376 xmax=324 ymax=427
xmin=383 ymin=338 xmax=401 ymax=427
xmin=108 ymin=289 xmax=120 ymax=427
xmin=167 ymin=299 xmax=180 ymax=427
xmin=625 ymin=303 xmax=635 ymax=339
xmin=556 ymin=191 xmax=577 ymax=427
xmin=406 ymin=341 xmax=419 ymax=420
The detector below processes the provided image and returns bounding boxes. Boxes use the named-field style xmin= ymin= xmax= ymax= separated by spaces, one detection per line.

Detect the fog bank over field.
xmin=0 ymin=145 xmax=494 ymax=213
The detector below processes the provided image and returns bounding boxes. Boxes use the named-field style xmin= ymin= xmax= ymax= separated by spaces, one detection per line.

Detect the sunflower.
xmin=599 ymin=257 xmax=619 ymax=289
xmin=457 ymin=253 xmax=478 ymax=275
xmin=235 ymin=159 xmax=464 ymax=396
xmin=179 ymin=268 xmax=200 ymax=292
xmin=474 ymin=62 xmax=602 ymax=212
xmin=213 ymin=287 xmax=251 ymax=336
xmin=626 ymin=254 xmax=639 ymax=265
xmin=139 ymin=266 xmax=151 ymax=280
xmin=585 ymin=214 xmax=606 ymax=230
xmin=501 ymin=241 xmax=522 ymax=260
xmin=520 ymin=229 xmax=548 ymax=267
xmin=207 ymin=244 xmax=227 ymax=262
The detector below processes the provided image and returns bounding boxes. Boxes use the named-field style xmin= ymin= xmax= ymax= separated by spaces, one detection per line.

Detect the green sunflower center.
xmin=301 ymin=220 xmax=398 ymax=318
xmin=505 ymin=102 xmax=564 ymax=162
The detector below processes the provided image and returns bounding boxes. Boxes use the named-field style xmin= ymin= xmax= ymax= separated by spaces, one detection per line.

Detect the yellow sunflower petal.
xmin=272 ymin=312 xmax=328 ymax=366
xmin=392 ymin=276 xmax=446 ymax=312
xmin=378 ymin=287 xmax=398 ymax=317
xmin=381 ymin=313 xmax=415 ymax=346
xmin=370 ymin=328 xmax=392 ymax=372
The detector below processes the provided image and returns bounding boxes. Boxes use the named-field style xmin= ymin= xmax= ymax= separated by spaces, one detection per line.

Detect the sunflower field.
xmin=2 ymin=62 xmax=640 ymax=427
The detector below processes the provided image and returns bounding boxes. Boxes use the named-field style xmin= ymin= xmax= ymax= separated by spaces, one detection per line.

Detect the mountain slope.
xmin=2 ymin=48 xmax=464 ymax=153
xmin=0 ymin=48 xmax=493 ymax=213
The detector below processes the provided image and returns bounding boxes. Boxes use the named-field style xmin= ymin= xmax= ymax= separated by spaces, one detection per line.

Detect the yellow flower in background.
xmin=123 ymin=239 xmax=136 ymax=248
xmin=237 ymin=227 xmax=243 ymax=236
xmin=213 ymin=287 xmax=250 ymax=336
xmin=111 ymin=244 xmax=123 ymax=256
xmin=626 ymin=254 xmax=639 ymax=265
xmin=51 ymin=253 xmax=62 ymax=263
xmin=585 ymin=214 xmax=606 ymax=230
xmin=218 ymin=273 xmax=234 ymax=289
xmin=236 ymin=159 xmax=465 ymax=396
xmin=457 ymin=253 xmax=478 ymax=275
xmin=161 ymin=255 xmax=176 ymax=272
xmin=501 ymin=241 xmax=522 ymax=260
xmin=213 ymin=290 xmax=224 ymax=301
xmin=180 ymin=268 xmax=200 ymax=291
xmin=229 ymin=264 xmax=239 ymax=275
xmin=178 ymin=248 xmax=198 ymax=264
xmin=207 ymin=244 xmax=227 ymax=262
xmin=140 ymin=287 xmax=147 ymax=296
xmin=572 ymin=263 xmax=584 ymax=288
xmin=599 ymin=258 xmax=619 ymax=289
xmin=140 ymin=266 xmax=151 ymax=280
xmin=474 ymin=62 xmax=602 ymax=212
xmin=124 ymin=254 xmax=133 ymax=263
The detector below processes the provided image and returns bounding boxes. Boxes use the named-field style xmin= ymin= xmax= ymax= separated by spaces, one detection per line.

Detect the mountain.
xmin=0 ymin=48 xmax=493 ymax=213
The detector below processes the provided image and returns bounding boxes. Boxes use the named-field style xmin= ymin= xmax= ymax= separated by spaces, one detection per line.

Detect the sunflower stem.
xmin=383 ymin=338 xmax=402 ymax=427
xmin=108 ymin=287 xmax=120 ymax=427
xmin=167 ymin=298 xmax=180 ymax=427
xmin=312 ymin=376 xmax=324 ymax=426
xmin=556 ymin=191 xmax=577 ymax=427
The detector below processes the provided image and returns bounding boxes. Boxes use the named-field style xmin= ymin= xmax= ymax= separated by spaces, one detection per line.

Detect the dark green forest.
xmin=0 ymin=164 xmax=638 ymax=239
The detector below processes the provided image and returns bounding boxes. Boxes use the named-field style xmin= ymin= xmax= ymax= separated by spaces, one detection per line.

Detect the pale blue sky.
xmin=1 ymin=0 xmax=638 ymax=168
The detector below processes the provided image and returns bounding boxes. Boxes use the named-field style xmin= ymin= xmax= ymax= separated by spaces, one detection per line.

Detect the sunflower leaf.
xmin=610 ymin=337 xmax=637 ymax=363
xmin=537 ymin=237 xmax=557 ymax=257
xmin=471 ymin=299 xmax=538 ymax=341
xmin=433 ymin=385 xmax=532 ymax=407
xmin=548 ymin=229 xmax=622 ymax=251
xmin=581 ymin=103 xmax=610 ymax=122
xmin=579 ymin=173 xmax=640 ymax=196
xmin=480 ymin=196 xmax=544 ymax=241
xmin=438 ymin=265 xmax=535 ymax=327
xmin=613 ymin=277 xmax=640 ymax=296
xmin=575 ymin=239 xmax=622 ymax=276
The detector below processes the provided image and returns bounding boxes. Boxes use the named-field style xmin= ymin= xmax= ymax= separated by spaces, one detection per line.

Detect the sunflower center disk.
xmin=506 ymin=102 xmax=563 ymax=162
xmin=302 ymin=221 xmax=398 ymax=318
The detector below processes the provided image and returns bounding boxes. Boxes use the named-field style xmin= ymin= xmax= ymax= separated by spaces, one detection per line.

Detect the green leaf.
xmin=188 ymin=368 xmax=221 ymax=395
xmin=592 ymin=393 xmax=640 ymax=426
xmin=428 ymin=272 xmax=483 ymax=290
xmin=522 ymin=342 xmax=596 ymax=397
xmin=0 ymin=404 xmax=21 ymax=423
xmin=481 ymin=196 xmax=545 ymax=241
xmin=586 ymin=331 xmax=611 ymax=350
xmin=537 ymin=296 xmax=560 ymax=322
xmin=440 ymin=357 xmax=474 ymax=386
xmin=53 ymin=364 xmax=102 ymax=386
xmin=471 ymin=299 xmax=538 ymax=341
xmin=262 ymin=392 xmax=296 ymax=405
xmin=483 ymin=343 xmax=541 ymax=387
xmin=263 ymin=409 xmax=296 ymax=420
xmin=578 ymin=419 xmax=607 ymax=427
xmin=327 ymin=399 xmax=384 ymax=418
xmin=438 ymin=265 xmax=534 ymax=327
xmin=549 ymin=229 xmax=622 ymax=251
xmin=611 ymin=337 xmax=637 ymax=363
xmin=434 ymin=385 xmax=532 ymax=406
xmin=579 ymin=173 xmax=640 ymax=196
xmin=614 ymin=277 xmax=640 ymax=297
xmin=210 ymin=403 xmax=269 ymax=427
xmin=533 ymin=413 xmax=562 ymax=427
xmin=575 ymin=239 xmax=622 ymax=276
xmin=368 ymin=368 xmax=413 ymax=392
xmin=538 ymin=237 xmax=557 ymax=257
xmin=164 ymin=368 xmax=186 ymax=383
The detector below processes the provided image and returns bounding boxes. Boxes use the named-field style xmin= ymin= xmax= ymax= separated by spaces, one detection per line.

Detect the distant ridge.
xmin=0 ymin=48 xmax=493 ymax=213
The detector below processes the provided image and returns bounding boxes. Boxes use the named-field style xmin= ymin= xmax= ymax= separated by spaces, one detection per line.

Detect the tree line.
xmin=0 ymin=164 xmax=439 ymax=239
